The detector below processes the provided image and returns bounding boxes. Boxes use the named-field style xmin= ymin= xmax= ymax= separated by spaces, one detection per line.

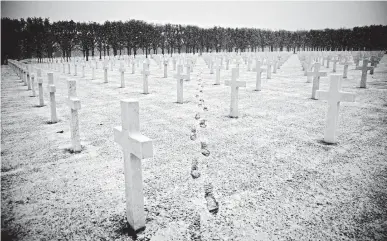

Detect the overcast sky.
xmin=2 ymin=1 xmax=387 ymax=31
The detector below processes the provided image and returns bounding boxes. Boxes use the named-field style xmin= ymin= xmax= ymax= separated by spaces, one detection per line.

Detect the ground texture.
xmin=1 ymin=54 xmax=387 ymax=240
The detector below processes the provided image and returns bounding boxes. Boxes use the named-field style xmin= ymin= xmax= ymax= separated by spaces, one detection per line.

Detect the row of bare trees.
xmin=2 ymin=17 xmax=387 ymax=62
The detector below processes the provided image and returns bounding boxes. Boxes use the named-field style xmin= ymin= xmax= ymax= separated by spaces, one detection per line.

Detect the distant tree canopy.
xmin=2 ymin=17 xmax=387 ymax=62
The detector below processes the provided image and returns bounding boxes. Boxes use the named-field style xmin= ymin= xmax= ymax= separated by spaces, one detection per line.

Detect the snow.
xmin=1 ymin=53 xmax=387 ymax=240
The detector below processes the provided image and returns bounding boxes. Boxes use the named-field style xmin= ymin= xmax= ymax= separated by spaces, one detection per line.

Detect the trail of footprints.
xmin=189 ymin=69 xmax=219 ymax=220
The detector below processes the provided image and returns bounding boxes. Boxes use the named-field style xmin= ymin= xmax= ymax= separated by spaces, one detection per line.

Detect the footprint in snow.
xmin=201 ymin=141 xmax=210 ymax=157
xmin=199 ymin=120 xmax=206 ymax=128
xmin=204 ymin=183 xmax=219 ymax=214
xmin=188 ymin=213 xmax=201 ymax=241
xmin=191 ymin=158 xmax=201 ymax=179
xmin=190 ymin=133 xmax=197 ymax=141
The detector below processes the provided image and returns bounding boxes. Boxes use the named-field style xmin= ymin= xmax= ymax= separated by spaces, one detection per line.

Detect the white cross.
xmin=266 ymin=62 xmax=272 ymax=79
xmin=74 ymin=63 xmax=78 ymax=76
xmin=214 ymin=61 xmax=221 ymax=85
xmin=253 ymin=60 xmax=265 ymax=91
xmin=141 ymin=63 xmax=150 ymax=94
xmin=185 ymin=64 xmax=191 ymax=80
xmin=326 ymin=56 xmax=331 ymax=68
xmin=132 ymin=61 xmax=136 ymax=74
xmin=316 ymin=74 xmax=355 ymax=144
xmin=174 ymin=65 xmax=187 ymax=103
xmin=47 ymin=72 xmax=54 ymax=88
xmin=341 ymin=58 xmax=351 ymax=79
xmin=225 ymin=68 xmax=246 ymax=118
xmin=163 ymin=59 xmax=168 ymax=78
xmin=49 ymin=85 xmax=58 ymax=123
xmin=331 ymin=58 xmax=339 ymax=73
xmin=113 ymin=99 xmax=153 ymax=231
xmin=65 ymin=79 xmax=82 ymax=152
xmin=37 ymin=76 xmax=44 ymax=107
xmin=307 ymin=63 xmax=327 ymax=99
xmin=356 ymin=59 xmax=373 ymax=88
xmin=120 ymin=62 xmax=126 ymax=88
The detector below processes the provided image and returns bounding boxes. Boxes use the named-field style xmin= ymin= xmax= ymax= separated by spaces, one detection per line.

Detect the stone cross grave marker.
xmin=49 ymin=84 xmax=58 ymax=123
xmin=307 ymin=63 xmax=327 ymax=99
xmin=355 ymin=59 xmax=373 ymax=88
xmin=163 ymin=59 xmax=168 ymax=78
xmin=369 ymin=56 xmax=378 ymax=75
xmin=254 ymin=60 xmax=265 ymax=91
xmin=22 ymin=68 xmax=27 ymax=86
xmin=272 ymin=59 xmax=277 ymax=74
xmin=26 ymin=67 xmax=31 ymax=90
xmin=247 ymin=58 xmax=252 ymax=71
xmin=341 ymin=58 xmax=350 ymax=79
xmin=173 ymin=57 xmax=177 ymax=71
xmin=174 ymin=65 xmax=187 ymax=103
xmin=141 ymin=63 xmax=150 ymax=94
xmin=332 ymin=57 xmax=339 ymax=73
xmin=132 ymin=60 xmax=136 ymax=74
xmin=225 ymin=68 xmax=246 ymax=118
xmin=81 ymin=64 xmax=85 ymax=78
xmin=185 ymin=64 xmax=191 ymax=81
xmin=353 ymin=55 xmax=360 ymax=68
xmin=91 ymin=65 xmax=95 ymax=80
xmin=210 ymin=59 xmax=215 ymax=74
xmin=104 ymin=61 xmax=109 ymax=83
xmin=47 ymin=72 xmax=54 ymax=88
xmin=214 ymin=60 xmax=221 ymax=85
xmin=113 ymin=99 xmax=153 ymax=232
xmin=31 ymin=74 xmax=36 ymax=97
xmin=326 ymin=56 xmax=331 ymax=68
xmin=120 ymin=62 xmax=126 ymax=88
xmin=74 ymin=63 xmax=78 ymax=76
xmin=316 ymin=74 xmax=356 ymax=144
xmin=37 ymin=75 xmax=44 ymax=107
xmin=266 ymin=61 xmax=272 ymax=79
xmin=65 ymin=79 xmax=82 ymax=152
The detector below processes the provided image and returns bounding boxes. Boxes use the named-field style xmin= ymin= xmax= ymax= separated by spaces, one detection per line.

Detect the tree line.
xmin=2 ymin=17 xmax=387 ymax=62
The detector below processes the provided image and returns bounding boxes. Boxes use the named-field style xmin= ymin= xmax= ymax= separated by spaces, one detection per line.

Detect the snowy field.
xmin=1 ymin=54 xmax=387 ymax=240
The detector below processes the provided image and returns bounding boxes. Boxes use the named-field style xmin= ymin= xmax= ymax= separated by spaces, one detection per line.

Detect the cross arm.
xmin=317 ymin=72 xmax=327 ymax=77
xmin=141 ymin=70 xmax=150 ymax=75
xmin=49 ymin=85 xmax=56 ymax=93
xmin=66 ymin=97 xmax=81 ymax=110
xmin=173 ymin=73 xmax=187 ymax=80
xmin=114 ymin=127 xmax=153 ymax=159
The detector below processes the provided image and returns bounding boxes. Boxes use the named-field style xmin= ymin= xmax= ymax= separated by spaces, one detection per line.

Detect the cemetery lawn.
xmin=2 ymin=55 xmax=387 ymax=241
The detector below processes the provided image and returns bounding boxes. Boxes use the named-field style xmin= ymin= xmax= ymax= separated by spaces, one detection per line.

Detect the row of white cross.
xmin=7 ymin=49 xmax=383 ymax=232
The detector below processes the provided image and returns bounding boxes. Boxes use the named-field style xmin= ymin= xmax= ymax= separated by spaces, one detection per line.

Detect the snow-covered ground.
xmin=1 ymin=54 xmax=387 ymax=240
